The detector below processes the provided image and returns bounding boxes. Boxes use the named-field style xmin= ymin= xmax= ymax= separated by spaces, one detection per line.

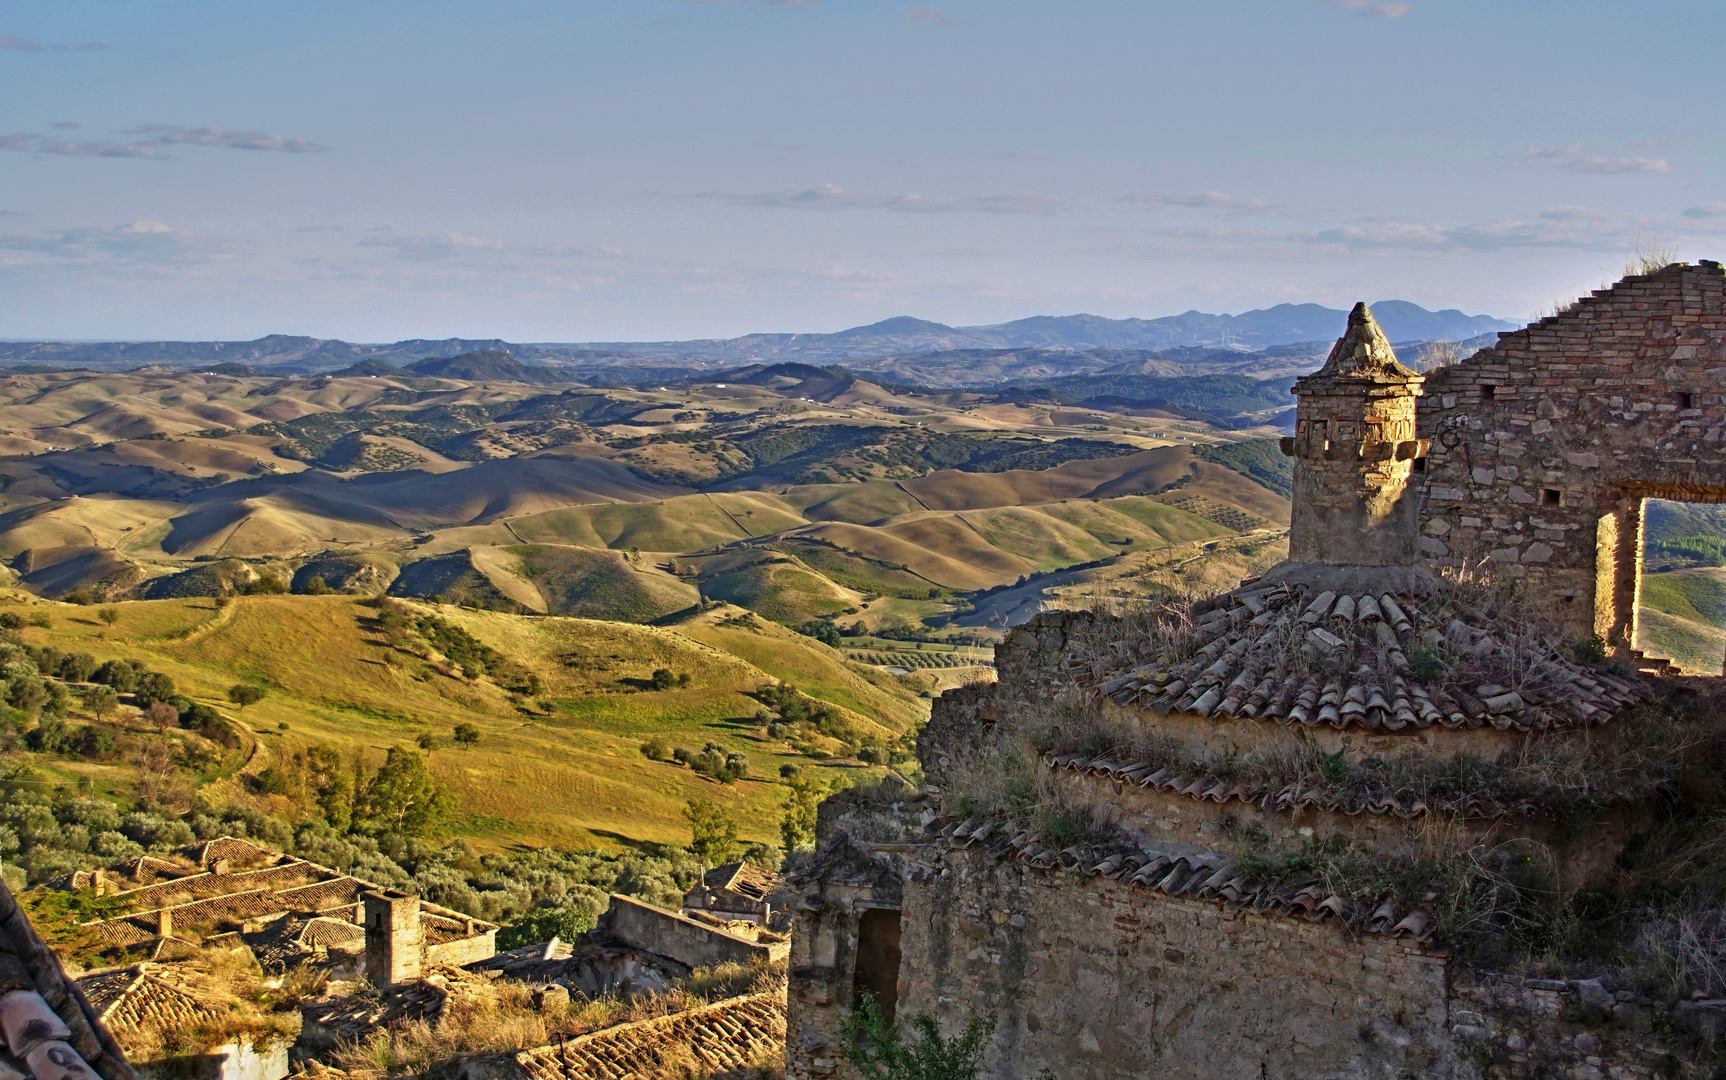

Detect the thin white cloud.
xmin=0 ymin=125 xmax=328 ymax=158
xmin=0 ymin=133 xmax=158 ymax=158
xmin=1329 ymin=0 xmax=1413 ymax=17
xmin=1125 ymin=191 xmax=1276 ymax=213
xmin=0 ymin=219 xmax=230 ymax=267
xmin=1511 ymin=143 xmax=1669 ymax=175
xmin=1300 ymin=209 xmax=1633 ymax=252
xmin=356 ymin=231 xmax=505 ymax=261
xmin=903 ymin=8 xmax=962 ymax=26
xmin=724 ymin=183 xmax=1057 ymax=215
xmin=123 ymin=125 xmax=329 ymax=153
xmin=0 ymin=34 xmax=110 ymax=51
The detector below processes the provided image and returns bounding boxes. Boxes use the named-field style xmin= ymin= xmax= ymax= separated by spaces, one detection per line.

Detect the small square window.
xmin=1675 ymin=391 xmax=1694 ymax=410
xmin=1541 ymin=488 xmax=1563 ymax=507
xmin=1481 ymin=384 xmax=1497 ymax=400
xmin=1412 ymin=457 xmax=1427 ymax=474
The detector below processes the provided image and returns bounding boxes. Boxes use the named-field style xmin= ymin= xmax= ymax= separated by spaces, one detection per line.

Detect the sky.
xmin=1 ymin=0 xmax=1723 ymax=343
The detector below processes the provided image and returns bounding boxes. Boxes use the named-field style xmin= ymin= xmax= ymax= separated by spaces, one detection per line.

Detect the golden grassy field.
xmin=5 ymin=590 xmax=927 ymax=850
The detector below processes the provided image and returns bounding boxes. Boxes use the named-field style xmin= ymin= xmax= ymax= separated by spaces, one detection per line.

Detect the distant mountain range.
xmin=0 ymin=301 xmax=1515 ymax=384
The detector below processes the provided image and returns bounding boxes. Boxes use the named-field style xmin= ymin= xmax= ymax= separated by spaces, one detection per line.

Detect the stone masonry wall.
xmin=1288 ymin=375 xmax=1426 ymax=566
xmin=1417 ymin=261 xmax=1726 ymax=656
xmin=605 ymin=894 xmax=786 ymax=970
xmin=898 ymin=846 xmax=1459 ymax=1080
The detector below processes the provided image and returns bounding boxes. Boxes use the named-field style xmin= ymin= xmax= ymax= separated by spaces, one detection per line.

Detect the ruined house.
xmin=786 ymin=264 xmax=1726 ymax=1079
xmin=58 ymin=837 xmax=497 ymax=980
xmin=682 ymin=862 xmax=787 ymax=927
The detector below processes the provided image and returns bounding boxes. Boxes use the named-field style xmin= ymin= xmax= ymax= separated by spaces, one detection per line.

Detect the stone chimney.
xmin=157 ymin=907 xmax=173 ymax=939
xmin=1281 ymin=303 xmax=1428 ymax=566
xmin=363 ymin=892 xmax=423 ymax=987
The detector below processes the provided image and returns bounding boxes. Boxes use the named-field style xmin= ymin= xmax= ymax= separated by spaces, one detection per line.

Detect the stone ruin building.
xmin=682 ymin=862 xmax=789 ymax=928
xmin=27 ymin=830 xmax=796 ymax=1080
xmin=787 ymin=262 xmax=1726 ymax=1079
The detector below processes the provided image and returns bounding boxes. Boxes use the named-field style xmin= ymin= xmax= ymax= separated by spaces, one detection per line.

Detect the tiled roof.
xmin=64 ymin=838 xmax=496 ymax=958
xmin=305 ymin=974 xmax=453 ymax=1041
xmin=1045 ymin=751 xmax=1542 ymax=820
xmin=182 ymin=838 xmax=279 ymax=870
xmin=76 ymin=965 xmax=221 ymax=1038
xmin=511 ymin=992 xmax=786 ymax=1080
xmin=102 ymin=861 xmax=330 ymax=913
xmin=941 ymin=816 xmax=1434 ymax=942
xmin=1090 ymin=576 xmax=1645 ymax=731
xmin=0 ymin=880 xmax=138 ymax=1080
xmin=694 ymin=863 xmax=779 ymax=906
xmin=298 ymin=916 xmax=365 ymax=952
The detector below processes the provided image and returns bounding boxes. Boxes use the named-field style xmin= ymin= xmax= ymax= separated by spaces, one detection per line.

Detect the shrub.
xmin=649 ymin=668 xmax=677 ymax=691
xmin=452 ymin=722 xmax=480 ymax=748
xmin=303 ymin=575 xmax=330 ymax=595
xmin=841 ymin=992 xmax=995 ymax=1080
xmin=228 ymin=684 xmax=265 ymax=709
xmin=639 ymin=737 xmax=669 ymax=761
xmin=70 ymin=726 xmax=119 ymax=761
xmin=91 ymin=660 xmax=137 ymax=693
xmin=496 ymin=904 xmax=598 ymax=950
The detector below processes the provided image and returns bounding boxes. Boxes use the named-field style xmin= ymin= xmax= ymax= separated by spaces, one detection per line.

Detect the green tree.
xmin=496 ymin=905 xmax=597 ymax=950
xmin=81 ymin=685 xmax=118 ymax=722
xmin=781 ymin=776 xmax=824 ymax=852
xmin=841 ymin=993 xmax=995 ymax=1080
xmin=303 ymin=575 xmax=330 ymax=595
xmin=97 ymin=607 xmax=119 ymax=626
xmin=452 ymin=722 xmax=481 ymax=748
xmin=306 ymin=744 xmax=353 ymax=831
xmin=649 ymin=668 xmax=677 ymax=691
xmin=416 ymin=732 xmax=441 ymax=755
xmin=356 ymin=745 xmax=456 ymax=836
xmin=134 ymin=671 xmax=176 ymax=706
xmin=228 ymin=684 xmax=265 ymax=709
xmin=683 ymin=798 xmax=739 ymax=866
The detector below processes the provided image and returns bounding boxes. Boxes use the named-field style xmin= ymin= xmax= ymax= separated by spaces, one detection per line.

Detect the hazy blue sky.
xmin=2 ymin=0 xmax=1722 ymax=341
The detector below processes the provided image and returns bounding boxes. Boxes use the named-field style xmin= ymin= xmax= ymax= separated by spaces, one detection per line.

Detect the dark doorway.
xmin=852 ymin=908 xmax=903 ymax=1025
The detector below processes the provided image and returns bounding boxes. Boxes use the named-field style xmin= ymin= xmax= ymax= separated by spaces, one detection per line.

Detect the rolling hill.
xmin=2 ymin=589 xmax=926 ymax=850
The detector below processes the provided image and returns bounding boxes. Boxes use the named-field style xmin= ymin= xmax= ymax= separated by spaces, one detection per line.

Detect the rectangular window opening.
xmin=1412 ymin=457 xmax=1427 ymax=474
xmin=1675 ymin=391 xmax=1695 ymax=410
xmin=1541 ymin=488 xmax=1563 ymax=507
xmin=1481 ymin=384 xmax=1497 ymax=400
xmin=1637 ymin=497 xmax=1726 ymax=676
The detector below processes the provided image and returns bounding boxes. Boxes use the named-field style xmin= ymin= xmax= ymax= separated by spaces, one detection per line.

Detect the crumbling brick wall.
xmin=1416 ymin=261 xmax=1726 ymax=657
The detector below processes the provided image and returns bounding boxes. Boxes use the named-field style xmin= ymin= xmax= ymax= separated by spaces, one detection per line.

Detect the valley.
xmin=0 ymin=354 xmax=1293 ymax=867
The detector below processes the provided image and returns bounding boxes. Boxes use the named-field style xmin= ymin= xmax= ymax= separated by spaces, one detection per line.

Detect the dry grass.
xmin=325 ymin=958 xmax=787 ymax=1077
xmin=113 ymin=949 xmax=301 ymax=1065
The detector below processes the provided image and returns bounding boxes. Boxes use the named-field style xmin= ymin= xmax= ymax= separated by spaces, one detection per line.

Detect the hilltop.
xmin=0 ymin=300 xmax=1511 ymax=378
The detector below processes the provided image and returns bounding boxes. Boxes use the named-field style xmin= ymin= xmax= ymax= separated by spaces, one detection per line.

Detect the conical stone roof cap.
xmin=1311 ymin=302 xmax=1420 ymax=382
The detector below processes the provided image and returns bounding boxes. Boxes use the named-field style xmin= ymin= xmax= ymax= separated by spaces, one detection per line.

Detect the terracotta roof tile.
xmin=941 ymin=816 xmax=1435 ymax=942
xmin=76 ymin=966 xmax=222 ymax=1039
xmin=512 ymin=992 xmax=785 ymax=1080
xmin=1044 ymin=751 xmax=1549 ymax=820
xmin=0 ymin=880 xmax=138 ymax=1080
xmin=1090 ymin=580 xmax=1647 ymax=731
